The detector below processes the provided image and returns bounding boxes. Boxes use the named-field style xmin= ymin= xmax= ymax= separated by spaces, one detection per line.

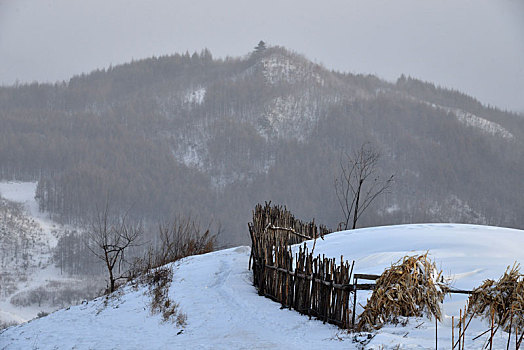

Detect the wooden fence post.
xmin=352 ymin=276 xmax=358 ymax=328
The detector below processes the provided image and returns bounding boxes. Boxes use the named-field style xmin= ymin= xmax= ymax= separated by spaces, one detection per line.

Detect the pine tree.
xmin=254 ymin=40 xmax=266 ymax=53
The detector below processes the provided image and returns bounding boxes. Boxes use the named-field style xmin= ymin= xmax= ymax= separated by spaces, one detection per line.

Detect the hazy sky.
xmin=1 ymin=0 xmax=523 ymax=112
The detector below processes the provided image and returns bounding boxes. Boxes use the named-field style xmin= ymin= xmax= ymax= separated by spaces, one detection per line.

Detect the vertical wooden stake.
xmin=435 ymin=316 xmax=438 ymax=350
xmin=490 ymin=307 xmax=495 ymax=350
xmin=517 ymin=325 xmax=522 ymax=350
xmin=507 ymin=309 xmax=514 ymax=350
xmin=452 ymin=316 xmax=455 ymax=350
xmin=459 ymin=309 xmax=462 ymax=350
xmin=462 ymin=310 xmax=466 ymax=350
xmin=352 ymin=277 xmax=358 ymax=328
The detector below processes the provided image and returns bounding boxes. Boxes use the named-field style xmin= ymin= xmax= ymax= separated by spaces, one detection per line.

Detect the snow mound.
xmin=305 ymin=224 xmax=524 ymax=291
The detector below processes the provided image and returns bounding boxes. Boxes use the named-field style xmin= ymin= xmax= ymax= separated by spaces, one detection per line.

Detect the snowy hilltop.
xmin=2 ymin=224 xmax=524 ymax=349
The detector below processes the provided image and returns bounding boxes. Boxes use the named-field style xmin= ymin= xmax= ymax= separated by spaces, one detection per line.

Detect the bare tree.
xmin=87 ymin=203 xmax=143 ymax=293
xmin=335 ymin=143 xmax=394 ymax=230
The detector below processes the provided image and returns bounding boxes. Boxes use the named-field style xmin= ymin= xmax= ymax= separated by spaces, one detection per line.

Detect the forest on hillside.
xmin=1 ymin=46 xmax=523 ymax=245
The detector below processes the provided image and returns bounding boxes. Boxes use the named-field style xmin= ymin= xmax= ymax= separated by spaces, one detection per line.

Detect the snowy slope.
xmin=424 ymin=102 xmax=514 ymax=140
xmin=0 ymin=182 xmax=58 ymax=246
xmin=0 ymin=182 xmax=94 ymax=325
xmin=2 ymin=224 xmax=524 ymax=349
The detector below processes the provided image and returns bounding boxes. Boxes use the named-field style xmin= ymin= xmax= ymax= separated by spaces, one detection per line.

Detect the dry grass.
xmin=357 ymin=253 xmax=446 ymax=331
xmin=141 ymin=266 xmax=186 ymax=326
xmin=0 ymin=320 xmax=18 ymax=330
xmin=125 ymin=217 xmax=216 ymax=327
xmin=467 ymin=263 xmax=523 ymax=331
xmin=128 ymin=217 xmax=217 ymax=280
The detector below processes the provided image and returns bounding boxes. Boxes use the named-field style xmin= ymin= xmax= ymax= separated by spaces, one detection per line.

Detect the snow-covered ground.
xmin=0 ymin=182 xmax=90 ymax=325
xmin=184 ymin=87 xmax=206 ymax=105
xmin=2 ymin=223 xmax=523 ymax=349
xmin=0 ymin=182 xmax=58 ymax=247
xmin=424 ymin=102 xmax=514 ymax=140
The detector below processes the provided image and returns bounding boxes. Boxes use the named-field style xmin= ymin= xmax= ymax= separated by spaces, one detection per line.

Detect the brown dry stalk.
xmin=467 ymin=264 xmax=523 ymax=334
xmin=357 ymin=253 xmax=446 ymax=331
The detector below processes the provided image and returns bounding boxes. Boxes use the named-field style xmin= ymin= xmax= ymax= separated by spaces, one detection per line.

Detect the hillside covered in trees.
xmin=1 ymin=46 xmax=523 ymax=245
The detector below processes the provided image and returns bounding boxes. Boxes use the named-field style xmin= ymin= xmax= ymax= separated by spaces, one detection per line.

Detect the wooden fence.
xmin=249 ymin=203 xmax=356 ymax=329
xmin=248 ymin=203 xmax=475 ymax=332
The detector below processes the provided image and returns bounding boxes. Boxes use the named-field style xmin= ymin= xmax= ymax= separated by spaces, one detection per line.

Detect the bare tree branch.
xmin=334 ymin=142 xmax=394 ymax=230
xmin=86 ymin=201 xmax=143 ymax=293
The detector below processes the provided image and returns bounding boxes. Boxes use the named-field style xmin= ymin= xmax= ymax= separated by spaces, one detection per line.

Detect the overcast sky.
xmin=1 ymin=0 xmax=523 ymax=112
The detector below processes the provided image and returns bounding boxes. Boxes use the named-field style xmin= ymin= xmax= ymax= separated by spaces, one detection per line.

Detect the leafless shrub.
xmin=156 ymin=216 xmax=217 ymax=266
xmin=129 ymin=216 xmax=217 ymax=277
xmin=0 ymin=320 xmax=18 ymax=330
xmin=37 ymin=311 xmax=49 ymax=318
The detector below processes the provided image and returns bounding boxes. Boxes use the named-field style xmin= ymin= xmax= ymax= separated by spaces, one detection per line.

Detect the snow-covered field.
xmin=2 ymin=222 xmax=523 ymax=349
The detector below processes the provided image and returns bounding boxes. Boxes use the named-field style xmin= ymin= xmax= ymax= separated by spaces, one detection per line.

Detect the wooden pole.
xmin=452 ymin=316 xmax=455 ymax=350
xmin=459 ymin=309 xmax=462 ymax=350
xmin=507 ymin=310 xmax=513 ymax=350
xmin=352 ymin=276 xmax=358 ymax=328
xmin=490 ymin=307 xmax=494 ymax=350
xmin=517 ymin=327 xmax=524 ymax=350
xmin=462 ymin=309 xmax=466 ymax=350
xmin=454 ymin=310 xmax=477 ymax=349
xmin=435 ymin=316 xmax=438 ymax=350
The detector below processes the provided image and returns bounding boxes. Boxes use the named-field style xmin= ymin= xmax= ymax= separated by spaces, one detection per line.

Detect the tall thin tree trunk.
xmin=109 ymin=267 xmax=115 ymax=293
xmin=352 ymin=180 xmax=363 ymax=229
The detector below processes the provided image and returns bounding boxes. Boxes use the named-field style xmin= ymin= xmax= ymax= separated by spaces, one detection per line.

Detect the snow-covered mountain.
xmin=1 ymin=46 xmax=523 ymax=246
xmin=2 ymin=224 xmax=523 ymax=349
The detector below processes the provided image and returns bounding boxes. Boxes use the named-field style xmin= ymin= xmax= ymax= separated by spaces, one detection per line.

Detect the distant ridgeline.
xmin=1 ymin=46 xmax=523 ymax=245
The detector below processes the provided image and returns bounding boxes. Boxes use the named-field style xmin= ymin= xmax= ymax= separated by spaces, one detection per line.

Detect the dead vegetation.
xmin=0 ymin=320 xmax=17 ymax=331
xmin=357 ymin=253 xmax=446 ymax=331
xmin=138 ymin=266 xmax=187 ymax=325
xmin=127 ymin=217 xmax=217 ymax=326
xmin=467 ymin=263 xmax=524 ymax=332
xmin=155 ymin=216 xmax=217 ymax=267
xmin=129 ymin=216 xmax=217 ymax=279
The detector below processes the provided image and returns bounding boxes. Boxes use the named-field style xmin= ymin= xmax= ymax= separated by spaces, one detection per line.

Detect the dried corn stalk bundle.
xmin=357 ymin=253 xmax=445 ymax=331
xmin=467 ymin=263 xmax=524 ymax=331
